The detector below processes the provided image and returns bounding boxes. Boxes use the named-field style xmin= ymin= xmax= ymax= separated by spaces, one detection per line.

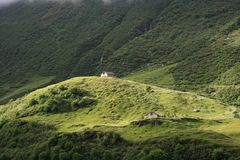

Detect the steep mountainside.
xmin=0 ymin=0 xmax=240 ymax=103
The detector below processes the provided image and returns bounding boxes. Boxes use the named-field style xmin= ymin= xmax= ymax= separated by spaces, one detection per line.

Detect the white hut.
xmin=101 ymin=71 xmax=115 ymax=77
xmin=145 ymin=112 xmax=161 ymax=119
xmin=193 ymin=108 xmax=201 ymax=112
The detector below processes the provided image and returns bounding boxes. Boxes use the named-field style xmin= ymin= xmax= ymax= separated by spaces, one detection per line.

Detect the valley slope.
xmin=0 ymin=0 xmax=240 ymax=103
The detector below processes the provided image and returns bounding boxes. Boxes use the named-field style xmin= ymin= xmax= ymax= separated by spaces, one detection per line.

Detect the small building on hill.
xmin=193 ymin=108 xmax=201 ymax=112
xmin=101 ymin=71 xmax=115 ymax=77
xmin=145 ymin=112 xmax=161 ymax=119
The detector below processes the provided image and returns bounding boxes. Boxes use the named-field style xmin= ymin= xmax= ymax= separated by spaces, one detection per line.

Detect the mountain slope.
xmin=0 ymin=0 xmax=240 ymax=103
xmin=0 ymin=77 xmax=240 ymax=159
xmin=1 ymin=0 xmax=240 ymax=159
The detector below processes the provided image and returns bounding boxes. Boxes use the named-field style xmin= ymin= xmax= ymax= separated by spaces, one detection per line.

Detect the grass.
xmin=90 ymin=119 xmax=214 ymax=141
xmin=199 ymin=85 xmax=240 ymax=107
xmin=0 ymin=76 xmax=237 ymax=140
xmin=0 ymin=76 xmax=240 ymax=159
xmin=0 ymin=0 xmax=240 ymax=102
xmin=1 ymin=77 xmax=235 ymax=126
xmin=0 ymin=0 xmax=240 ymax=158
xmin=125 ymin=64 xmax=176 ymax=88
xmin=0 ymin=75 xmax=55 ymax=104
xmin=203 ymin=119 xmax=240 ymax=143
xmin=214 ymin=62 xmax=240 ymax=85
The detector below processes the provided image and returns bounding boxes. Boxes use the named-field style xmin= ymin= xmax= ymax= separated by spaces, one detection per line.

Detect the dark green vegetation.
xmin=1 ymin=120 xmax=240 ymax=160
xmin=0 ymin=75 xmax=55 ymax=104
xmin=0 ymin=0 xmax=240 ymax=103
xmin=1 ymin=0 xmax=240 ymax=159
xmin=202 ymin=85 xmax=240 ymax=107
xmin=22 ymin=85 xmax=96 ymax=116
xmin=1 ymin=77 xmax=240 ymax=159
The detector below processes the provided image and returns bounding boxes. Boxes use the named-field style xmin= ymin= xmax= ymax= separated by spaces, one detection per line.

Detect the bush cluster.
xmin=26 ymin=86 xmax=97 ymax=115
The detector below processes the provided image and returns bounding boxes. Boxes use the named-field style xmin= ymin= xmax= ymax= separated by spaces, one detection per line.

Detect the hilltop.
xmin=1 ymin=77 xmax=240 ymax=159
xmin=0 ymin=0 xmax=240 ymax=103
xmin=1 ymin=77 xmax=235 ymax=124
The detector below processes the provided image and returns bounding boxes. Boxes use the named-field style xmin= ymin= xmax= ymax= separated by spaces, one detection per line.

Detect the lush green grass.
xmin=125 ymin=64 xmax=176 ymax=88
xmin=1 ymin=77 xmax=240 ymax=159
xmin=204 ymin=119 xmax=240 ymax=143
xmin=1 ymin=0 xmax=240 ymax=158
xmin=197 ymin=85 xmax=240 ymax=107
xmin=0 ymin=75 xmax=55 ymax=104
xmin=1 ymin=77 xmax=235 ymax=126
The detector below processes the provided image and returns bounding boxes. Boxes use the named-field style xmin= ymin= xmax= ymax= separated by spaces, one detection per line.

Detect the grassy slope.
xmin=0 ymin=75 xmax=55 ymax=104
xmin=1 ymin=77 xmax=235 ymax=126
xmin=125 ymin=64 xmax=176 ymax=88
xmin=107 ymin=0 xmax=240 ymax=84
xmin=204 ymin=119 xmax=240 ymax=143
xmin=1 ymin=77 xmax=240 ymax=159
xmin=0 ymin=0 xmax=240 ymax=103
xmin=0 ymin=0 xmax=240 ymax=158
xmin=0 ymin=0 xmax=130 ymax=94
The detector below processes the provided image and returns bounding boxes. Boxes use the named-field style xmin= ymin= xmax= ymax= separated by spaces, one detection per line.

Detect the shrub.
xmin=142 ymin=149 xmax=168 ymax=160
xmin=233 ymin=111 xmax=240 ymax=119
xmin=29 ymin=98 xmax=38 ymax=106
xmin=59 ymin=152 xmax=70 ymax=160
xmin=69 ymin=88 xmax=86 ymax=97
xmin=78 ymin=97 xmax=96 ymax=108
xmin=90 ymin=148 xmax=102 ymax=160
xmin=226 ymin=17 xmax=240 ymax=33
xmin=146 ymin=86 xmax=153 ymax=93
xmin=25 ymin=86 xmax=97 ymax=115
xmin=43 ymin=98 xmax=69 ymax=113
xmin=72 ymin=153 xmax=83 ymax=160
xmin=0 ymin=154 xmax=10 ymax=160
xmin=39 ymin=151 xmax=50 ymax=160
xmin=59 ymin=85 xmax=68 ymax=91
xmin=212 ymin=148 xmax=228 ymax=160
xmin=51 ymin=147 xmax=61 ymax=160
xmin=173 ymin=144 xmax=184 ymax=160
xmin=71 ymin=99 xmax=80 ymax=108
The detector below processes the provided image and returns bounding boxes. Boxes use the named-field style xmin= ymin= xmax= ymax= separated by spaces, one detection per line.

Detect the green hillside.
xmin=0 ymin=0 xmax=240 ymax=102
xmin=1 ymin=77 xmax=240 ymax=159
xmin=1 ymin=77 xmax=235 ymax=124
xmin=1 ymin=0 xmax=240 ymax=159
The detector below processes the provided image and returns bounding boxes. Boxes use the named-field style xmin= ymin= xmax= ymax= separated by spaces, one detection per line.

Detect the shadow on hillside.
xmin=1 ymin=119 xmax=240 ymax=160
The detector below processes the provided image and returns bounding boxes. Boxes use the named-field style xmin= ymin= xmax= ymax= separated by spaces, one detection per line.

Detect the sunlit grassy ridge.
xmin=0 ymin=77 xmax=240 ymax=159
xmin=1 ymin=77 xmax=235 ymax=128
